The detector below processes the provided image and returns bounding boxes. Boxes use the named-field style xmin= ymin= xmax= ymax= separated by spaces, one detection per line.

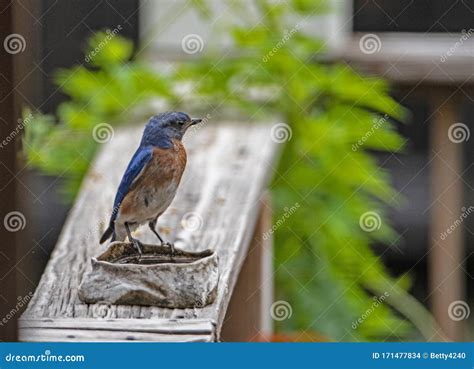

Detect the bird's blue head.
xmin=140 ymin=112 xmax=202 ymax=148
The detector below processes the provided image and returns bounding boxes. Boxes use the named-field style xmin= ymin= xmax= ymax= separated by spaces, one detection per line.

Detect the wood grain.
xmin=221 ymin=193 xmax=273 ymax=341
xmin=20 ymin=318 xmax=215 ymax=342
xmin=20 ymin=122 xmax=278 ymax=342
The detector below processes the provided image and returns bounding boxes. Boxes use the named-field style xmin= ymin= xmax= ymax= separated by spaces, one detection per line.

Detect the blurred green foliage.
xmin=23 ymin=32 xmax=176 ymax=196
xmin=23 ymin=1 xmax=441 ymax=341
xmin=179 ymin=0 xmax=439 ymax=341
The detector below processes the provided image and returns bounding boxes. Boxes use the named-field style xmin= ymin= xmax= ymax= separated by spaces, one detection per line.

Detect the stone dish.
xmin=78 ymin=242 xmax=218 ymax=308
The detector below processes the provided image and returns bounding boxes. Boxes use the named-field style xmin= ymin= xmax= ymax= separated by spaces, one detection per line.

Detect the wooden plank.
xmin=335 ymin=33 xmax=474 ymax=85
xmin=19 ymin=318 xmax=215 ymax=342
xmin=221 ymin=194 xmax=273 ymax=341
xmin=428 ymin=91 xmax=465 ymax=340
xmin=21 ymin=329 xmax=212 ymax=342
xmin=20 ymin=318 xmax=215 ymax=333
xmin=20 ymin=122 xmax=278 ymax=342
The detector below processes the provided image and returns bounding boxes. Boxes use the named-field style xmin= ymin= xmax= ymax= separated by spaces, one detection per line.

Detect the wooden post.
xmin=0 ymin=0 xmax=18 ymax=341
xmin=429 ymin=91 xmax=465 ymax=341
xmin=221 ymin=194 xmax=273 ymax=341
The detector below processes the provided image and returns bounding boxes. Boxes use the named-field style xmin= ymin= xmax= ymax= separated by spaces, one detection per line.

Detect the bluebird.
xmin=100 ymin=112 xmax=202 ymax=254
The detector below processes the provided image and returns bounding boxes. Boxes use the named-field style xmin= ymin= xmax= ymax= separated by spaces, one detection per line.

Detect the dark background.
xmin=353 ymin=0 xmax=474 ymax=32
xmin=353 ymin=0 xmax=474 ymax=311
xmin=0 ymin=0 xmax=140 ymax=340
xmin=16 ymin=0 xmax=140 ymax=299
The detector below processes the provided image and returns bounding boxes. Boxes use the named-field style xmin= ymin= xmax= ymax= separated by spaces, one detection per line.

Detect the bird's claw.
xmin=162 ymin=242 xmax=175 ymax=257
xmin=132 ymin=239 xmax=144 ymax=256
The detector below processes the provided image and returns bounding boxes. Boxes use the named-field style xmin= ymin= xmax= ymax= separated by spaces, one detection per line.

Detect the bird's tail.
xmin=99 ymin=224 xmax=114 ymax=244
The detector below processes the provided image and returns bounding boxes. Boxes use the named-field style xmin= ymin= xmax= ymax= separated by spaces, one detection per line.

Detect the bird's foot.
xmin=132 ymin=239 xmax=144 ymax=256
xmin=162 ymin=242 xmax=175 ymax=257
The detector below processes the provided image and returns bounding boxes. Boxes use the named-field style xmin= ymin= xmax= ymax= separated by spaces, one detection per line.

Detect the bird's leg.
xmin=148 ymin=220 xmax=175 ymax=256
xmin=124 ymin=222 xmax=143 ymax=256
xmin=148 ymin=219 xmax=164 ymax=243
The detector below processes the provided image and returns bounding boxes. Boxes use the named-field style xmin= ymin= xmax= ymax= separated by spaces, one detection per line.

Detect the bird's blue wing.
xmin=109 ymin=145 xmax=153 ymax=225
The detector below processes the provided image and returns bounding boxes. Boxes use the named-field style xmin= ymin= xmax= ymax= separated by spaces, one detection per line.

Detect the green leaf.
xmin=86 ymin=30 xmax=133 ymax=67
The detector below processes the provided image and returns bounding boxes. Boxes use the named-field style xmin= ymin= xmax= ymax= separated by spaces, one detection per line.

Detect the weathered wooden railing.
xmin=19 ymin=122 xmax=278 ymax=342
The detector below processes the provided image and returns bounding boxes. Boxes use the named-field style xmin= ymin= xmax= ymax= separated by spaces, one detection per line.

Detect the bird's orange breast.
xmin=119 ymin=139 xmax=187 ymax=218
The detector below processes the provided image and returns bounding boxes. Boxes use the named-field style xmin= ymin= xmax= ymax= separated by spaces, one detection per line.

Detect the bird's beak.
xmin=191 ymin=118 xmax=203 ymax=126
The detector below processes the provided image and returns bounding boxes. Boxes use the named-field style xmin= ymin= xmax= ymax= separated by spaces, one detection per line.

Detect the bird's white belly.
xmin=117 ymin=180 xmax=178 ymax=224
